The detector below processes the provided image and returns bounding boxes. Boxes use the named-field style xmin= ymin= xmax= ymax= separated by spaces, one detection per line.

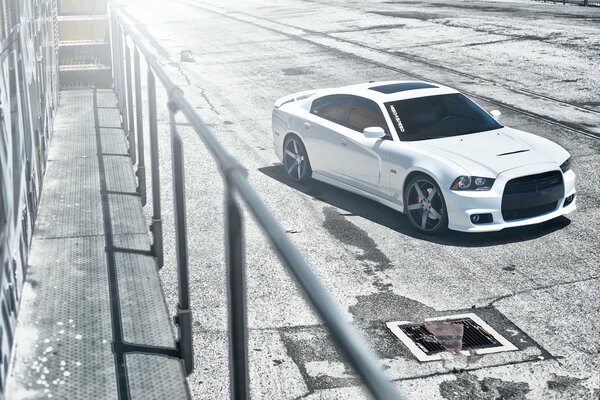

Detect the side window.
xmin=310 ymin=95 xmax=350 ymax=125
xmin=347 ymin=97 xmax=389 ymax=135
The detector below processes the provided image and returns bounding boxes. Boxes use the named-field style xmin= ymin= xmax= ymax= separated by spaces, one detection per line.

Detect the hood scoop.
xmin=497 ymin=149 xmax=529 ymax=157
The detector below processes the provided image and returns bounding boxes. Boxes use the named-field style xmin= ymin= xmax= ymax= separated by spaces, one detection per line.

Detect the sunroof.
xmin=369 ymin=82 xmax=438 ymax=94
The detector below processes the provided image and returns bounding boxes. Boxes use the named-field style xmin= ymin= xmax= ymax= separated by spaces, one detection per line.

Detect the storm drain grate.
xmin=402 ymin=318 xmax=501 ymax=355
xmin=387 ymin=313 xmax=517 ymax=362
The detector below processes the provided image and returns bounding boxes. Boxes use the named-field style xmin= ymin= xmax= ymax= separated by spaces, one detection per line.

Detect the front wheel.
xmin=283 ymin=136 xmax=312 ymax=183
xmin=404 ymin=175 xmax=448 ymax=234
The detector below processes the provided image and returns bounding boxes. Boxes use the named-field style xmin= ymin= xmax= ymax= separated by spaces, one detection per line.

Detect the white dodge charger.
xmin=272 ymin=81 xmax=576 ymax=234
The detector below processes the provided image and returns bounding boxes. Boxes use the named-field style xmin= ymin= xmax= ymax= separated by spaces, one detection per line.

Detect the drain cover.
xmin=386 ymin=313 xmax=517 ymax=362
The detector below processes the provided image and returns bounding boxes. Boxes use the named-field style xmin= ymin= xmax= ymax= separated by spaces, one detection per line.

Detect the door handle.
xmin=303 ymin=122 xmax=311 ymax=129
xmin=340 ymin=138 xmax=348 ymax=145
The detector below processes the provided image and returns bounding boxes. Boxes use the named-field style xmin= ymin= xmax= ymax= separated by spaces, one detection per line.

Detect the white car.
xmin=272 ymin=81 xmax=576 ymax=234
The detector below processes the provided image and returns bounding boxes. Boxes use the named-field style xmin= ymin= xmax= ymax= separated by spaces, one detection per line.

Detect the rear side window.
xmin=310 ymin=95 xmax=350 ymax=125
xmin=347 ymin=97 xmax=388 ymax=134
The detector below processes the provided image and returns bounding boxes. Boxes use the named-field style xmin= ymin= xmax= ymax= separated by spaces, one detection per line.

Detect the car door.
xmin=303 ymin=94 xmax=352 ymax=179
xmin=334 ymin=96 xmax=392 ymax=197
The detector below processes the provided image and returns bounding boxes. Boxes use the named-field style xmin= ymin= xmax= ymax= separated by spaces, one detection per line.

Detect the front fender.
xmin=389 ymin=146 xmax=467 ymax=207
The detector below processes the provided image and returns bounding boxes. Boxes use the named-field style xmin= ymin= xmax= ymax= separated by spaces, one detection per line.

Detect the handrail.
xmin=109 ymin=5 xmax=403 ymax=399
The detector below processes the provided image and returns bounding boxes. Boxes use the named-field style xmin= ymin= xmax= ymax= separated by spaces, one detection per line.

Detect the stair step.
xmin=59 ymin=64 xmax=111 ymax=71
xmin=59 ymin=40 xmax=109 ymax=47
xmin=57 ymin=14 xmax=107 ymax=22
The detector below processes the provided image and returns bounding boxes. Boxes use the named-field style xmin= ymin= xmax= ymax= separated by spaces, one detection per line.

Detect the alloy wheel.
xmin=406 ymin=178 xmax=446 ymax=233
xmin=283 ymin=138 xmax=309 ymax=182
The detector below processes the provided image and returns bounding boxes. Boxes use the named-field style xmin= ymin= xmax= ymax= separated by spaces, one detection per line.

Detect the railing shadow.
xmin=258 ymin=164 xmax=571 ymax=248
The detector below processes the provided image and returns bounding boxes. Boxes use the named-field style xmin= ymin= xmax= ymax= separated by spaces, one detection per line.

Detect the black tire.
xmin=404 ymin=175 xmax=448 ymax=234
xmin=283 ymin=135 xmax=312 ymax=183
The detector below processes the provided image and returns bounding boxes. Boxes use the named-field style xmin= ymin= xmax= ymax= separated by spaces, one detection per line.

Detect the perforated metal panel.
xmin=99 ymin=128 xmax=128 ymax=155
xmin=34 ymin=158 xmax=103 ymax=238
xmin=116 ymin=250 xmax=176 ymax=347
xmin=108 ymin=194 xmax=147 ymax=236
xmin=97 ymin=100 xmax=124 ymax=128
xmin=6 ymin=89 xmax=189 ymax=399
xmin=104 ymin=156 xmax=137 ymax=193
xmin=126 ymin=354 xmax=189 ymax=400
xmin=96 ymin=89 xmax=118 ymax=109
xmin=5 ymin=236 xmax=119 ymax=400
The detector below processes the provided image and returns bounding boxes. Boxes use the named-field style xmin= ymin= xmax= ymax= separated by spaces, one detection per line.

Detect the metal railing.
xmin=109 ymin=6 xmax=403 ymax=400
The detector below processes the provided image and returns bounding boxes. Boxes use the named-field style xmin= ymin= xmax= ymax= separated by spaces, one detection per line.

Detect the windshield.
xmin=385 ymin=93 xmax=502 ymax=141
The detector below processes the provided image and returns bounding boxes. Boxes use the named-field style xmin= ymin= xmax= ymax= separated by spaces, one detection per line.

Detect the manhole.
xmin=386 ymin=313 xmax=517 ymax=362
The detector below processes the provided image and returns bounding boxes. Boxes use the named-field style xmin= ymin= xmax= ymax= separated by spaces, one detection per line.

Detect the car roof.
xmin=315 ymin=80 xmax=459 ymax=103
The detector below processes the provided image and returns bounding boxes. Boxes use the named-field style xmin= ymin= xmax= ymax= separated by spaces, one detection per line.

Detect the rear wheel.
xmin=404 ymin=175 xmax=448 ymax=234
xmin=283 ymin=136 xmax=312 ymax=183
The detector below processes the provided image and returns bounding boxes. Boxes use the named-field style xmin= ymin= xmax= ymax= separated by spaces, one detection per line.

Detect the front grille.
xmin=502 ymin=171 xmax=564 ymax=221
xmin=504 ymin=171 xmax=562 ymax=195
xmin=400 ymin=318 xmax=501 ymax=355
xmin=502 ymin=201 xmax=559 ymax=221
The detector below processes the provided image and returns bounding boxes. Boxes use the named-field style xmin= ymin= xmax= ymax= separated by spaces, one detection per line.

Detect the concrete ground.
xmin=114 ymin=0 xmax=600 ymax=398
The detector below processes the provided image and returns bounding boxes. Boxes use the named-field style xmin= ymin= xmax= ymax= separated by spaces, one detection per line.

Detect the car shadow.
xmin=258 ymin=164 xmax=571 ymax=248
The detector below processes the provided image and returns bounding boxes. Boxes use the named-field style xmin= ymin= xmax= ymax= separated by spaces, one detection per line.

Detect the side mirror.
xmin=363 ymin=126 xmax=386 ymax=139
xmin=490 ymin=110 xmax=501 ymax=119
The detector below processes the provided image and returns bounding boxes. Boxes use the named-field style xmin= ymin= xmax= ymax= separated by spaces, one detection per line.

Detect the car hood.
xmin=409 ymin=127 xmax=567 ymax=177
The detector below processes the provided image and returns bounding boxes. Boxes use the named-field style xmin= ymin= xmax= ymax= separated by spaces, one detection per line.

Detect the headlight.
xmin=451 ymin=176 xmax=495 ymax=191
xmin=560 ymin=157 xmax=571 ymax=173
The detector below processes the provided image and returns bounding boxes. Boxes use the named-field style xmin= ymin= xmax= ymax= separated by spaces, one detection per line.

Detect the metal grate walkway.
xmin=5 ymin=89 xmax=189 ymax=400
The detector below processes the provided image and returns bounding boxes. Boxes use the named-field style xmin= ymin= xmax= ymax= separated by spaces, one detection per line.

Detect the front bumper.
xmin=445 ymin=164 xmax=576 ymax=232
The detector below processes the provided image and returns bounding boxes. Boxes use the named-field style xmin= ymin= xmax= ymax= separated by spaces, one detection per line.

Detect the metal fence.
xmin=109 ymin=6 xmax=403 ymax=400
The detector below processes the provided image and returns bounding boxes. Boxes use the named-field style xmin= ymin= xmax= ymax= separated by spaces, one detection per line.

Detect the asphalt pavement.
xmin=114 ymin=0 xmax=600 ymax=398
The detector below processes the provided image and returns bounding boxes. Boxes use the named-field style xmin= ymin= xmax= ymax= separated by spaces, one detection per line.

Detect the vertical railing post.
xmin=124 ymin=40 xmax=136 ymax=164
xmin=111 ymin=18 xmax=122 ymax=115
xmin=169 ymin=101 xmax=194 ymax=375
xmin=225 ymin=185 xmax=249 ymax=400
xmin=115 ymin=22 xmax=126 ymax=127
xmin=119 ymin=25 xmax=126 ymax=118
xmin=110 ymin=17 xmax=118 ymax=96
xmin=147 ymin=68 xmax=163 ymax=268
xmin=133 ymin=48 xmax=146 ymax=206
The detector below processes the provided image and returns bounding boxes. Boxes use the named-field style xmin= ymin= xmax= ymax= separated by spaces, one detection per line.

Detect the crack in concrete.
xmin=486 ymin=274 xmax=600 ymax=307
xmin=196 ymin=85 xmax=221 ymax=116
xmin=175 ymin=63 xmax=192 ymax=86
xmin=170 ymin=62 xmax=221 ymax=116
